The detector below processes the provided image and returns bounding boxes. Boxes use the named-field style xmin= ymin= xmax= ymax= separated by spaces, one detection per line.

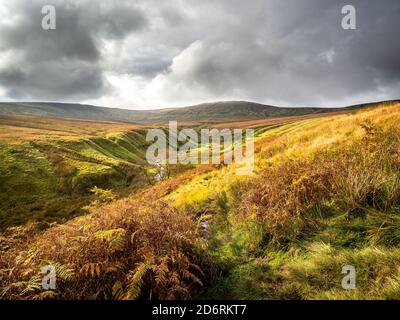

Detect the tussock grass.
xmin=280 ymin=244 xmax=400 ymax=299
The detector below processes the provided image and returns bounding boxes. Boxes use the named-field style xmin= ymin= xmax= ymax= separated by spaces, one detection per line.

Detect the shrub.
xmin=240 ymin=156 xmax=337 ymax=247
xmin=240 ymin=122 xmax=400 ymax=248
xmin=0 ymin=199 xmax=205 ymax=300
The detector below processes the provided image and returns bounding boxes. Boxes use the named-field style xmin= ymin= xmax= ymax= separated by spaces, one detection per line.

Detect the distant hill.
xmin=149 ymin=101 xmax=327 ymax=121
xmin=0 ymin=100 xmax=398 ymax=124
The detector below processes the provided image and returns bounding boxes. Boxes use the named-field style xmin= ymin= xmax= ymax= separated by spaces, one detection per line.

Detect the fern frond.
xmin=104 ymin=262 xmax=124 ymax=275
xmin=125 ymin=259 xmax=155 ymax=300
xmin=112 ymin=281 xmax=124 ymax=300
xmin=155 ymin=259 xmax=169 ymax=285
xmin=95 ymin=228 xmax=126 ymax=251
xmin=181 ymin=269 xmax=203 ymax=286
xmin=80 ymin=263 xmax=102 ymax=278
xmin=1 ymin=274 xmax=42 ymax=298
xmin=32 ymin=290 xmax=59 ymax=300
xmin=46 ymin=261 xmax=75 ymax=282
xmin=21 ymin=274 xmax=42 ymax=295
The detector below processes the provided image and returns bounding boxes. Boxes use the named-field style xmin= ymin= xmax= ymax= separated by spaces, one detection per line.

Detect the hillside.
xmin=0 ymin=115 xmax=161 ymax=229
xmin=0 ymin=127 xmax=151 ymax=229
xmin=0 ymin=100 xmax=390 ymax=124
xmin=1 ymin=102 xmax=400 ymax=300
xmin=0 ymin=109 xmax=347 ymax=229
xmin=142 ymin=101 xmax=328 ymax=122
xmin=0 ymin=114 xmax=145 ymax=142
xmin=0 ymin=102 xmax=149 ymax=124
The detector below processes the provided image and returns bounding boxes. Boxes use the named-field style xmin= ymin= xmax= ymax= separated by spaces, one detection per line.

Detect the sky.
xmin=0 ymin=0 xmax=399 ymax=110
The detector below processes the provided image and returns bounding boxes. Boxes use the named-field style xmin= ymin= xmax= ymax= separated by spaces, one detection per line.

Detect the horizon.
xmin=1 ymin=98 xmax=399 ymax=112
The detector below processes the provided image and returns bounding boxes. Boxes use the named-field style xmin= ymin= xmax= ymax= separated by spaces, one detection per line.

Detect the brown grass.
xmin=210 ymin=110 xmax=352 ymax=129
xmin=240 ymin=116 xmax=400 ymax=247
xmin=0 ymin=115 xmax=145 ymax=143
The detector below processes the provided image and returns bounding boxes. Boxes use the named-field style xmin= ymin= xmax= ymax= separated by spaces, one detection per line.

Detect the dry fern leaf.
xmin=112 ymin=281 xmax=124 ymax=300
xmin=32 ymin=290 xmax=59 ymax=300
xmin=18 ymin=274 xmax=42 ymax=296
xmin=125 ymin=260 xmax=156 ymax=300
xmin=47 ymin=261 xmax=75 ymax=282
xmin=80 ymin=263 xmax=102 ymax=278
xmin=94 ymin=228 xmax=126 ymax=251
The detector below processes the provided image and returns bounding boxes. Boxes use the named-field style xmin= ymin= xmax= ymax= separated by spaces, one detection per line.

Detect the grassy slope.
xmin=0 ymin=114 xmax=144 ymax=142
xmin=0 ymin=117 xmax=152 ymax=229
xmin=1 ymin=102 xmax=400 ymax=300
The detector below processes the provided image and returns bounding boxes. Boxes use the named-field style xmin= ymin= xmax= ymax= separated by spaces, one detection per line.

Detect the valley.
xmin=1 ymin=101 xmax=400 ymax=300
xmin=0 ymin=104 xmax=350 ymax=230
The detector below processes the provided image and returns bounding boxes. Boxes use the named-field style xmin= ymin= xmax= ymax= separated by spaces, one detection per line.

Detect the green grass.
xmin=0 ymin=125 xmax=201 ymax=229
xmin=0 ymin=130 xmax=153 ymax=229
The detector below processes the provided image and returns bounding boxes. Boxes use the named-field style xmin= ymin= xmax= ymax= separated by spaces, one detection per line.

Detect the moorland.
xmin=1 ymin=101 xmax=400 ymax=300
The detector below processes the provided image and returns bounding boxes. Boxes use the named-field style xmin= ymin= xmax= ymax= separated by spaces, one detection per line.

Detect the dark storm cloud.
xmin=0 ymin=0 xmax=399 ymax=107
xmin=150 ymin=0 xmax=400 ymax=107
xmin=0 ymin=0 xmax=147 ymax=100
xmin=0 ymin=61 xmax=107 ymax=100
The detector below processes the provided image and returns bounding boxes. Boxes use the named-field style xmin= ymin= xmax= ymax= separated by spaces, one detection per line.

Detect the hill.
xmin=1 ymin=100 xmax=394 ymax=124
xmin=0 ymin=102 xmax=149 ymax=124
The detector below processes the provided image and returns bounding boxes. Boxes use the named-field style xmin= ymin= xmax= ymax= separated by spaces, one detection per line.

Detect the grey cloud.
xmin=84 ymin=2 xmax=148 ymax=39
xmin=150 ymin=0 xmax=400 ymax=106
xmin=0 ymin=1 xmax=99 ymax=63
xmin=128 ymin=58 xmax=171 ymax=79
xmin=0 ymin=0 xmax=147 ymax=101
xmin=0 ymin=60 xmax=109 ymax=100
xmin=0 ymin=0 xmax=399 ymax=107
